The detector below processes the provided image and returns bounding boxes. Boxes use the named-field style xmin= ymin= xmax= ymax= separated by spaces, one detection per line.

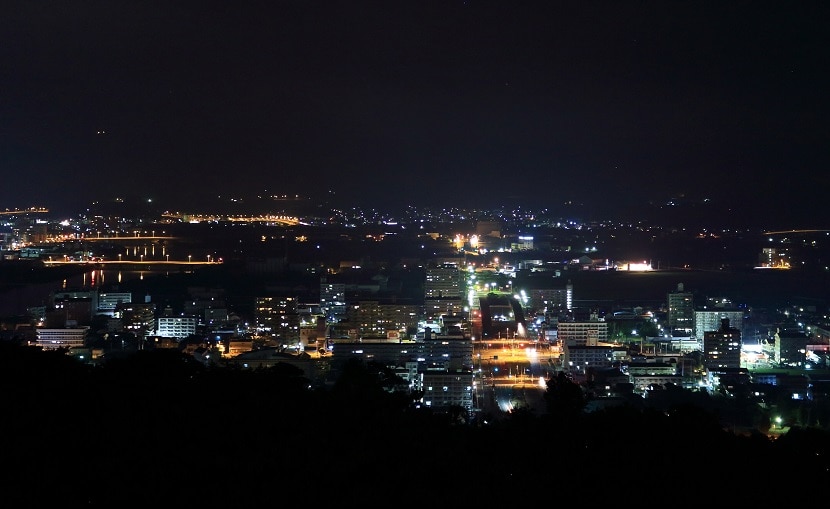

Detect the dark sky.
xmin=2 ymin=1 xmax=829 ymax=223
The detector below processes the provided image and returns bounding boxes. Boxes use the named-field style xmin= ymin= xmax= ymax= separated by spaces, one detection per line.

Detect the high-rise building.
xmin=557 ymin=314 xmax=608 ymax=347
xmin=694 ymin=308 xmax=744 ymax=343
xmin=255 ymin=295 xmax=301 ymax=346
xmin=425 ymin=262 xmax=461 ymax=299
xmin=346 ymin=299 xmax=421 ymax=339
xmin=319 ymin=276 xmax=347 ymax=322
xmin=703 ymin=318 xmax=742 ymax=371
xmin=424 ymin=262 xmax=463 ymax=320
xmin=117 ymin=301 xmax=156 ymax=341
xmin=667 ymin=283 xmax=694 ymax=335
xmin=774 ymin=326 xmax=810 ymax=367
xmin=50 ymin=289 xmax=96 ymax=326
xmin=527 ymin=281 xmax=573 ymax=314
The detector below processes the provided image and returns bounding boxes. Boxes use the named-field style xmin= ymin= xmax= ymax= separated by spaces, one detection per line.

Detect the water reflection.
xmin=64 ymin=268 xmax=175 ymax=290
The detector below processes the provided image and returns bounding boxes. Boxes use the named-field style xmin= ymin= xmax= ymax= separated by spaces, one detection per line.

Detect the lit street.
xmin=474 ymin=338 xmax=560 ymax=415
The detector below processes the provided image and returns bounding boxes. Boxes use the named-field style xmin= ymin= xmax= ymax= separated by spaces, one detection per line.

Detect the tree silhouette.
xmin=1 ymin=342 xmax=829 ymax=505
xmin=543 ymin=371 xmax=587 ymax=419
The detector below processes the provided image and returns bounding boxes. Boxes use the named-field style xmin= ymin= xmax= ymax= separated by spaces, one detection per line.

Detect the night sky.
xmin=2 ymin=1 xmax=828 ymax=224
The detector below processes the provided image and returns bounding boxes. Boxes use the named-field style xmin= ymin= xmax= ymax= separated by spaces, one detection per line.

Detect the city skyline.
xmin=3 ymin=2 xmax=828 ymax=226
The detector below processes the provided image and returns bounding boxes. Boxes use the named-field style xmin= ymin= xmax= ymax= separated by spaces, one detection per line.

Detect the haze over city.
xmin=3 ymin=1 xmax=828 ymax=227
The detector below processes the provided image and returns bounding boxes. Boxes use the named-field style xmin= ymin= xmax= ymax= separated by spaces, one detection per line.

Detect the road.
xmin=41 ymin=259 xmax=221 ymax=267
xmin=474 ymin=338 xmax=561 ymax=416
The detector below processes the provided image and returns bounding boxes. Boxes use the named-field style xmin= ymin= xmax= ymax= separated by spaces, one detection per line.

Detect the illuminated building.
xmin=319 ymin=276 xmax=347 ymax=321
xmin=255 ymin=295 xmax=301 ymax=346
xmin=694 ymin=308 xmax=744 ymax=345
xmin=156 ymin=315 xmax=198 ymax=339
xmin=117 ymin=301 xmax=156 ymax=341
xmin=774 ymin=326 xmax=810 ymax=367
xmin=703 ymin=318 xmax=742 ymax=370
xmin=422 ymin=368 xmax=474 ymax=415
xmin=562 ymin=344 xmax=615 ymax=374
xmin=424 ymin=261 xmax=464 ymax=320
xmin=425 ymin=262 xmax=462 ymax=299
xmin=329 ymin=338 xmax=474 ymax=416
xmin=97 ymin=291 xmax=132 ymax=317
xmin=346 ymin=299 xmax=420 ymax=339
xmin=557 ymin=314 xmax=608 ymax=347
xmin=34 ymin=326 xmax=89 ymax=350
xmin=667 ymin=283 xmax=694 ymax=336
xmin=527 ymin=282 xmax=573 ymax=314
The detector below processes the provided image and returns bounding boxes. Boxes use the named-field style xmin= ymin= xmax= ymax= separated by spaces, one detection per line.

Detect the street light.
xmin=188 ymin=255 xmax=192 ymax=263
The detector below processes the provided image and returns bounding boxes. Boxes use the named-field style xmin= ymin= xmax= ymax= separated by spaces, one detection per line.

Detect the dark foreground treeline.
xmin=1 ymin=342 xmax=828 ymax=506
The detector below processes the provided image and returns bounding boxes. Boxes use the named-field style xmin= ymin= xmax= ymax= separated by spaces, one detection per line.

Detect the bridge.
xmin=762 ymin=229 xmax=830 ymax=235
xmin=0 ymin=207 xmax=48 ymax=216
xmin=42 ymin=259 xmax=221 ymax=267
xmin=73 ymin=235 xmax=176 ymax=242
